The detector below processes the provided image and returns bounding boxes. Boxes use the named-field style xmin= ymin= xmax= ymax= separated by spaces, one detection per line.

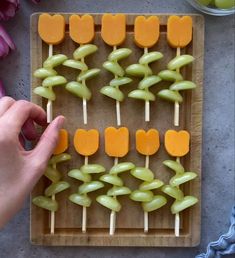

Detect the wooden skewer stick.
xmin=109 ymin=157 xmax=119 ymax=235
xmin=144 ymin=154 xmax=150 ymax=233
xmin=81 ymin=55 xmax=88 ymax=125
xmin=50 ymin=162 xmax=56 ymax=234
xmin=144 ymin=47 xmax=150 ymax=122
xmin=47 ymin=44 xmax=53 ymax=123
xmin=82 ymin=155 xmax=89 ymax=233
xmin=174 ymin=47 xmax=181 ymax=127
xmin=175 ymin=156 xmax=181 ymax=237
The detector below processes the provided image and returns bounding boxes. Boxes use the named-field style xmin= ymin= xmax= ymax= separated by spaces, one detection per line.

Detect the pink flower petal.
xmin=0 ymin=24 xmax=15 ymax=50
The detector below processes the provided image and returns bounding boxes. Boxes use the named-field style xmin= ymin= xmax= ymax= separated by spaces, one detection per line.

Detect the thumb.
xmin=32 ymin=116 xmax=65 ymax=166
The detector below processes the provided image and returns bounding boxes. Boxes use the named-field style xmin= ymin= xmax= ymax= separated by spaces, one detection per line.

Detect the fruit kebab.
xmin=68 ymin=129 xmax=105 ymax=233
xmin=65 ymin=15 xmax=100 ymax=125
xmin=97 ymin=127 xmax=134 ymax=235
xmin=32 ymin=129 xmax=71 ymax=234
xmin=36 ymin=14 xmax=67 ymax=123
xmin=126 ymin=16 xmax=163 ymax=122
xmin=162 ymin=130 xmax=198 ymax=237
xmin=100 ymin=14 xmax=132 ymax=126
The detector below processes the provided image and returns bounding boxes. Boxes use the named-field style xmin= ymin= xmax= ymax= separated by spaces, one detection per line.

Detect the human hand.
xmin=0 ymin=97 xmax=64 ymax=228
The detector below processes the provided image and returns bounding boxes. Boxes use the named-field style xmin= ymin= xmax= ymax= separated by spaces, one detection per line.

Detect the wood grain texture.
xmin=30 ymin=13 xmax=204 ymax=246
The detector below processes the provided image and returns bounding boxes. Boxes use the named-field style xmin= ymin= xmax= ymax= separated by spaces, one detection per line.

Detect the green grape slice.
xmin=139 ymin=51 xmax=163 ymax=64
xmin=110 ymin=77 xmax=132 ymax=87
xmin=157 ymin=89 xmax=183 ymax=103
xmin=99 ymin=174 xmax=124 ymax=186
xmin=73 ymin=44 xmax=98 ymax=60
xmin=108 ymin=48 xmax=132 ymax=61
xmin=34 ymin=68 xmax=57 ymax=79
xmin=43 ymin=54 xmax=68 ymax=68
xmin=63 ymin=59 xmax=88 ymax=71
xmin=197 ymin=0 xmax=212 ymax=6
xmin=139 ymin=179 xmax=164 ymax=191
xmin=80 ymin=164 xmax=105 ymax=174
xmin=100 ymin=86 xmax=124 ymax=101
xmin=96 ymin=195 xmax=121 ymax=212
xmin=142 ymin=195 xmax=167 ymax=212
xmin=109 ymin=162 xmax=135 ymax=174
xmin=33 ymin=86 xmax=56 ymax=101
xmin=77 ymin=68 xmax=100 ymax=82
xmin=69 ymin=193 xmax=92 ymax=207
xmin=158 ymin=70 xmax=183 ymax=82
xmin=170 ymin=81 xmax=196 ymax=91
xmin=42 ymin=76 xmax=67 ymax=87
xmin=171 ymin=196 xmax=198 ymax=214
xmin=44 ymin=181 xmax=70 ymax=197
xmin=49 ymin=153 xmax=71 ymax=165
xmin=161 ymin=185 xmax=184 ymax=200
xmin=107 ymin=186 xmax=131 ymax=196
xmin=66 ymin=81 xmax=91 ymax=100
xmin=163 ymin=160 xmax=185 ymax=174
xmin=138 ymin=75 xmax=162 ymax=90
xmin=128 ymin=89 xmax=155 ymax=101
xmin=78 ymin=181 xmax=104 ymax=194
xmin=130 ymin=190 xmax=153 ymax=202
xmin=126 ymin=64 xmax=152 ymax=77
xmin=44 ymin=166 xmax=61 ymax=183
xmin=170 ymin=172 xmax=197 ymax=187
xmin=167 ymin=55 xmax=194 ymax=71
xmin=32 ymin=196 xmax=58 ymax=211
xmin=131 ymin=167 xmax=154 ymax=182
xmin=103 ymin=61 xmax=125 ymax=77
xmin=215 ymin=0 xmax=235 ymax=9
xmin=68 ymin=169 xmax=91 ymax=183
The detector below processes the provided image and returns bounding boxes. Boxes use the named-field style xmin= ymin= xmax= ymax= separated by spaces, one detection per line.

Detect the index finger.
xmin=1 ymin=100 xmax=47 ymax=133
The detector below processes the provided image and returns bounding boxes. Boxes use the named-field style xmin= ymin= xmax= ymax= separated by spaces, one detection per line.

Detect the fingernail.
xmin=55 ymin=116 xmax=65 ymax=129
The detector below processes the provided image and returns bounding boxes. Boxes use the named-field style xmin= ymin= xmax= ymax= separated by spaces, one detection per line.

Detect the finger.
xmin=1 ymin=100 xmax=47 ymax=134
xmin=30 ymin=116 xmax=65 ymax=166
xmin=22 ymin=118 xmax=38 ymax=141
xmin=0 ymin=96 xmax=15 ymax=117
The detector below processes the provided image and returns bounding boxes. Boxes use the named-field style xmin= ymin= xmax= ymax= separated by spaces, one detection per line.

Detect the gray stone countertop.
xmin=0 ymin=0 xmax=234 ymax=257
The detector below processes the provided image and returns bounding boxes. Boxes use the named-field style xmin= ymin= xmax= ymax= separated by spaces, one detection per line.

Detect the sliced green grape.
xmin=128 ymin=89 xmax=155 ymax=101
xmin=68 ymin=169 xmax=91 ymax=183
xmin=170 ymin=81 xmax=196 ymax=91
xmin=163 ymin=160 xmax=185 ymax=174
xmin=157 ymin=89 xmax=183 ymax=103
xmin=78 ymin=181 xmax=104 ymax=194
xmin=130 ymin=190 xmax=153 ymax=202
xmin=63 ymin=59 xmax=88 ymax=71
xmin=142 ymin=195 xmax=167 ymax=212
xmin=170 ymin=172 xmax=197 ymax=187
xmin=108 ymin=48 xmax=132 ymax=61
xmin=44 ymin=181 xmax=70 ymax=197
xmin=80 ymin=164 xmax=105 ymax=174
xmin=99 ymin=174 xmax=124 ymax=186
xmin=66 ymin=81 xmax=91 ymax=100
xmin=131 ymin=167 xmax=154 ymax=182
xmin=77 ymin=68 xmax=100 ymax=82
xmin=49 ymin=153 xmax=71 ymax=165
xmin=109 ymin=162 xmax=135 ymax=174
xmin=43 ymin=54 xmax=68 ymax=68
xmin=171 ymin=196 xmax=198 ymax=214
xmin=110 ymin=77 xmax=132 ymax=87
xmin=215 ymin=0 xmax=235 ymax=9
xmin=33 ymin=86 xmax=56 ymax=101
xmin=100 ymin=86 xmax=124 ymax=101
xmin=167 ymin=55 xmax=194 ymax=71
xmin=126 ymin=64 xmax=152 ymax=77
xmin=73 ymin=44 xmax=98 ymax=60
xmin=96 ymin=195 xmax=121 ymax=212
xmin=139 ymin=179 xmax=164 ymax=191
xmin=44 ymin=166 xmax=61 ymax=183
xmin=32 ymin=196 xmax=58 ymax=211
xmin=103 ymin=61 xmax=124 ymax=77
xmin=138 ymin=75 xmax=162 ymax=90
xmin=161 ymin=185 xmax=184 ymax=200
xmin=42 ymin=76 xmax=67 ymax=87
xmin=139 ymin=51 xmax=163 ymax=64
xmin=107 ymin=186 xmax=131 ymax=196
xmin=158 ymin=70 xmax=183 ymax=82
xmin=69 ymin=193 xmax=91 ymax=207
xmin=34 ymin=68 xmax=57 ymax=79
xmin=197 ymin=0 xmax=212 ymax=5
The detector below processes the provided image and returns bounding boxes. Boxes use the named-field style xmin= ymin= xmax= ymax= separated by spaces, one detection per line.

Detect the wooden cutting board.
xmin=30 ymin=13 xmax=204 ymax=246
